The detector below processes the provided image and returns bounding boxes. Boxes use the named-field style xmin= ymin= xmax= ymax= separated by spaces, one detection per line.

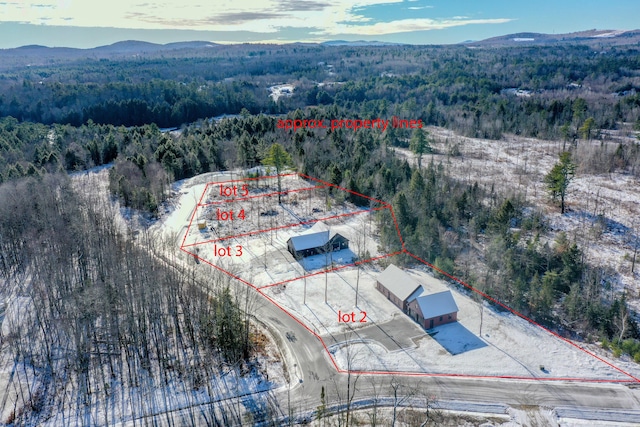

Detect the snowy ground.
xmin=263 ymin=265 xmax=402 ymax=337
xmin=150 ymin=170 xmax=240 ymax=245
xmin=394 ymin=127 xmax=640 ymax=313
xmin=0 ymin=169 xmax=289 ymax=426
xmin=181 ymin=174 xmax=389 ymax=287
xmin=268 ymin=84 xmax=295 ymax=102
xmin=173 ymin=172 xmax=640 ymax=382
xmin=325 ymin=266 xmax=640 ymax=381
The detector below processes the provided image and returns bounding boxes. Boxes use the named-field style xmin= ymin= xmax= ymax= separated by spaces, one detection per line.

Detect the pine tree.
xmin=579 ymin=117 xmax=596 ymax=140
xmin=409 ymin=128 xmax=431 ymax=168
xmin=262 ymin=143 xmax=293 ymax=203
xmin=544 ymin=151 xmax=576 ymax=214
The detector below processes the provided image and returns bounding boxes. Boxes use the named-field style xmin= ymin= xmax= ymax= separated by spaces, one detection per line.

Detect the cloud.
xmin=0 ymin=0 xmax=513 ymax=43
xmin=126 ymin=10 xmax=287 ymax=27
xmin=318 ymin=17 xmax=513 ymax=36
xmin=278 ymin=0 xmax=331 ymax=12
xmin=208 ymin=11 xmax=286 ymax=25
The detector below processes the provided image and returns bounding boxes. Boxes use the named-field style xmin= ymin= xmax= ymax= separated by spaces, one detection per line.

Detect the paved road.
xmin=146 ymin=171 xmax=640 ymax=425
xmin=248 ymin=278 xmax=640 ymax=423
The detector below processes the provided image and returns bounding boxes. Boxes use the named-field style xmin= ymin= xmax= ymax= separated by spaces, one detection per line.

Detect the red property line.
xmin=259 ymin=278 xmax=636 ymax=383
xmin=182 ymin=206 xmax=387 ymax=249
xmin=299 ymin=172 xmax=388 ymax=207
xmin=205 ymin=172 xmax=298 ymax=186
xmin=181 ymin=182 xmax=211 ymax=248
xmin=404 ymin=249 xmax=640 ymax=383
xmin=199 ymin=185 xmax=327 ymax=207
xmin=179 ymin=173 xmax=639 ymax=384
xmin=257 ymin=251 xmax=403 ymax=290
xmin=256 ymin=287 xmax=342 ymax=372
xmin=180 ymin=246 xmax=258 ymax=290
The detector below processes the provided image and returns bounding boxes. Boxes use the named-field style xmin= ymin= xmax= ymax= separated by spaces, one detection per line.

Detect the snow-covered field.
xmin=174 ymin=172 xmax=640 ymax=382
xmin=180 ymin=174 xmax=388 ymax=288
xmin=394 ymin=127 xmax=640 ymax=313
xmin=263 ymin=265 xmax=402 ymax=336
xmin=268 ymin=84 xmax=295 ymax=102
xmin=332 ymin=268 xmax=640 ymax=380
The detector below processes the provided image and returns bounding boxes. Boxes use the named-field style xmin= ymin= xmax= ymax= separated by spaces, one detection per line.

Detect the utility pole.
xmin=325 ymin=247 xmax=329 ymax=303
xmin=632 ymin=219 xmax=638 ymax=274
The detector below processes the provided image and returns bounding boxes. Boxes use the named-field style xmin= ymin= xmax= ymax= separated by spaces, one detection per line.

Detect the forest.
xmin=0 ymin=174 xmax=281 ymax=424
xmin=1 ymin=44 xmax=639 ymax=135
xmin=1 ymin=41 xmax=640 ymax=423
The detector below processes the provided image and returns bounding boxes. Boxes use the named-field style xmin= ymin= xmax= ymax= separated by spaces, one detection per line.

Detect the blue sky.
xmin=0 ymin=0 xmax=638 ymax=48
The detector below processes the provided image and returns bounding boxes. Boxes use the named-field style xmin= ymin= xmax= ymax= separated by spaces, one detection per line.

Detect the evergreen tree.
xmin=544 ymin=151 xmax=576 ymax=214
xmin=409 ymin=128 xmax=431 ymax=168
xmin=579 ymin=117 xmax=596 ymax=140
xmin=262 ymin=143 xmax=293 ymax=203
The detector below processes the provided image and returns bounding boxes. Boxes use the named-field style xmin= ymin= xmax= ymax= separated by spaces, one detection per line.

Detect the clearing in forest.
xmin=179 ymin=172 xmax=640 ymax=383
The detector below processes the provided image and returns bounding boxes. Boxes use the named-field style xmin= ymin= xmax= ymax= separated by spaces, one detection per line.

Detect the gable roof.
xmin=287 ymin=231 xmax=329 ymax=251
xmin=377 ymin=264 xmax=422 ymax=302
xmin=414 ymin=290 xmax=459 ymax=319
xmin=407 ymin=286 xmax=424 ymax=303
xmin=307 ymin=221 xmax=329 ymax=234
xmin=308 ymin=221 xmax=347 ymax=242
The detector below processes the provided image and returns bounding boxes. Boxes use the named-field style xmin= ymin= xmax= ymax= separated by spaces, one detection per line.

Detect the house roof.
xmin=377 ymin=264 xmax=422 ymax=302
xmin=288 ymin=222 xmax=349 ymax=253
xmin=307 ymin=221 xmax=329 ymax=234
xmin=287 ymin=231 xmax=329 ymax=251
xmin=407 ymin=286 xmax=424 ymax=303
xmin=307 ymin=221 xmax=346 ymax=241
xmin=414 ymin=290 xmax=459 ymax=320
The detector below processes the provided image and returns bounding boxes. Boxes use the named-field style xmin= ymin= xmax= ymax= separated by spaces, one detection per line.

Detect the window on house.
xmin=439 ymin=316 xmax=443 ymax=321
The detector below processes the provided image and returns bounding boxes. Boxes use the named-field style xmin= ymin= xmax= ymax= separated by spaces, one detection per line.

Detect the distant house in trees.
xmin=376 ymin=264 xmax=459 ymax=329
xmin=286 ymin=222 xmax=349 ymax=260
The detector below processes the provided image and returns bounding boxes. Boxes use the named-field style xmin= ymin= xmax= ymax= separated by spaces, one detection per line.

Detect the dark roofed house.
xmin=287 ymin=231 xmax=330 ymax=259
xmin=375 ymin=264 xmax=422 ymax=312
xmin=286 ymin=223 xmax=349 ymax=260
xmin=328 ymin=233 xmax=349 ymax=251
xmin=407 ymin=290 xmax=458 ymax=329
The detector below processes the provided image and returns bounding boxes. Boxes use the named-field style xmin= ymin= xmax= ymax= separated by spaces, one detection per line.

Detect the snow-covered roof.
xmin=377 ymin=264 xmax=422 ymax=302
xmin=407 ymin=286 xmax=424 ymax=303
xmin=288 ymin=231 xmax=330 ymax=251
xmin=306 ymin=221 xmax=329 ymax=234
xmin=306 ymin=221 xmax=342 ymax=239
xmin=414 ymin=290 xmax=458 ymax=319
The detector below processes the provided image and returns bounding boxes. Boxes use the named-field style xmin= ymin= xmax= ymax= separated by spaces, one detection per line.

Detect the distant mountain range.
xmin=0 ymin=40 xmax=223 ymax=65
xmin=320 ymin=40 xmax=405 ymax=47
xmin=11 ymin=40 xmax=219 ymax=54
xmin=1 ymin=29 xmax=639 ymax=60
xmin=93 ymin=40 xmax=220 ymax=53
xmin=467 ymin=29 xmax=640 ymax=47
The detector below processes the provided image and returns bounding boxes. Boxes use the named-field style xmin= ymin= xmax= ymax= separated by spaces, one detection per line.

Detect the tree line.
xmin=2 ymin=43 xmax=639 ymax=136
